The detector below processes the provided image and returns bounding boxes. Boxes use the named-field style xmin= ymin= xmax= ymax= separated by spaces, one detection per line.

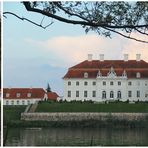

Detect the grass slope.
xmin=4 ymin=105 xmax=26 ymax=124
xmin=36 ymin=101 xmax=148 ymax=113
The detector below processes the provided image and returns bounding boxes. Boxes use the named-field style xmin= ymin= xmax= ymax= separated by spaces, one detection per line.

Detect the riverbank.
xmin=4 ymin=117 xmax=148 ymax=128
xmin=3 ymin=103 xmax=148 ymax=128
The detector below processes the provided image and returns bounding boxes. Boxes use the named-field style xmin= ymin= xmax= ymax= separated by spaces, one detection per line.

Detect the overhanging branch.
xmin=3 ymin=12 xmax=53 ymax=29
xmin=23 ymin=2 xmax=148 ymax=29
xmin=103 ymin=27 xmax=148 ymax=43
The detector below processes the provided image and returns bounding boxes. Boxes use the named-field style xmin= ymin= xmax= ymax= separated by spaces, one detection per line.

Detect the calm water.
xmin=4 ymin=127 xmax=148 ymax=146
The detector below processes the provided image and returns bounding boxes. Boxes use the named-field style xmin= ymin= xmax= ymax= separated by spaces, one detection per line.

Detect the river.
xmin=4 ymin=127 xmax=148 ymax=146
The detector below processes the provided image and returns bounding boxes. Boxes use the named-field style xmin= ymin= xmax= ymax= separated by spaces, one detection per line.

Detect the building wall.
xmin=63 ymin=78 xmax=148 ymax=102
xmin=3 ymin=98 xmax=42 ymax=105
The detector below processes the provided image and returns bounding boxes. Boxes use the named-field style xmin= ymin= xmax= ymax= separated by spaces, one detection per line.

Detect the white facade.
xmin=3 ymin=88 xmax=47 ymax=105
xmin=63 ymin=54 xmax=148 ymax=102
xmin=3 ymin=98 xmax=45 ymax=106
xmin=64 ymin=77 xmax=148 ymax=102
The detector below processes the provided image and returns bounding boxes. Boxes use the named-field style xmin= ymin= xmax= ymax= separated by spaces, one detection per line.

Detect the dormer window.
xmin=6 ymin=93 xmax=10 ymax=97
xmin=136 ymin=72 xmax=140 ymax=78
xmin=97 ymin=70 xmax=102 ymax=77
xmin=122 ymin=70 xmax=127 ymax=77
xmin=16 ymin=93 xmax=20 ymax=97
xmin=107 ymin=67 xmax=116 ymax=78
xmin=84 ymin=72 xmax=88 ymax=78
xmin=27 ymin=93 xmax=31 ymax=97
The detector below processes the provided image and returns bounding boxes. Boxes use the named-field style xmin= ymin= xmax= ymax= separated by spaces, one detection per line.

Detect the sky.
xmin=3 ymin=2 xmax=148 ymax=96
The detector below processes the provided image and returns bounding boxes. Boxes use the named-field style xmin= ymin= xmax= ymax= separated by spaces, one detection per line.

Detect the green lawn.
xmin=35 ymin=101 xmax=148 ymax=113
xmin=3 ymin=105 xmax=26 ymax=124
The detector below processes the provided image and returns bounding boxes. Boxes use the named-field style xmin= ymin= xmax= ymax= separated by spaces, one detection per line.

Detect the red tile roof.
xmin=70 ymin=60 xmax=148 ymax=69
xmin=64 ymin=60 xmax=148 ymax=79
xmin=3 ymin=88 xmax=46 ymax=99
xmin=47 ymin=92 xmax=59 ymax=100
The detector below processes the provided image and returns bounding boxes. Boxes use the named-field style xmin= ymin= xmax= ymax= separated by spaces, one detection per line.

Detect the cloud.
xmin=26 ymin=33 xmax=148 ymax=68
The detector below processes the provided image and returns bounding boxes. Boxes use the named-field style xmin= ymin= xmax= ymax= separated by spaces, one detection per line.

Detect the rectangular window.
xmin=118 ymin=81 xmax=121 ymax=85
xmin=103 ymin=81 xmax=106 ymax=85
xmin=68 ymin=81 xmax=71 ymax=86
xmin=6 ymin=100 xmax=9 ymax=105
xmin=76 ymin=91 xmax=79 ymax=97
xmin=27 ymin=100 xmax=30 ymax=105
xmin=11 ymin=100 xmax=14 ymax=105
xmin=110 ymin=81 xmax=113 ymax=85
xmin=17 ymin=100 xmax=19 ymax=105
xmin=84 ymin=81 xmax=88 ymax=86
xmin=22 ymin=100 xmax=25 ymax=105
xmin=92 ymin=82 xmax=96 ymax=85
xmin=68 ymin=91 xmax=71 ymax=97
xmin=128 ymin=81 xmax=132 ymax=85
xmin=76 ymin=81 xmax=79 ymax=86
xmin=137 ymin=91 xmax=140 ymax=98
xmin=128 ymin=91 xmax=132 ymax=97
xmin=92 ymin=91 xmax=96 ymax=97
xmin=84 ymin=91 xmax=87 ymax=97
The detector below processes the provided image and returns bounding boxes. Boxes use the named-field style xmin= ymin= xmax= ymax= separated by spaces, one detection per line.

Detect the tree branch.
xmin=54 ymin=2 xmax=90 ymax=22
xmin=3 ymin=12 xmax=53 ymax=29
xmin=23 ymin=2 xmax=148 ymax=29
xmin=103 ymin=27 xmax=148 ymax=43
xmin=135 ymin=28 xmax=148 ymax=36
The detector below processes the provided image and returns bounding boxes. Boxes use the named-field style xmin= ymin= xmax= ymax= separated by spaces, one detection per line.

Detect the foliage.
xmin=22 ymin=1 xmax=148 ymax=43
xmin=3 ymin=2 xmax=148 ymax=43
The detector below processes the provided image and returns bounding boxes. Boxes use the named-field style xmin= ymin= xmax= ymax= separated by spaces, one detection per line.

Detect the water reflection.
xmin=5 ymin=127 xmax=148 ymax=146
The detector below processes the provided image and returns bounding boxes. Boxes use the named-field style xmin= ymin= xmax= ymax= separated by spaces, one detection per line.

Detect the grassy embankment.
xmin=3 ymin=101 xmax=148 ymax=128
xmin=36 ymin=101 xmax=148 ymax=112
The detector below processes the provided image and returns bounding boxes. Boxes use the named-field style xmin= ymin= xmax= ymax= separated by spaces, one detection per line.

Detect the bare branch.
xmin=135 ymin=28 xmax=148 ymax=36
xmin=40 ymin=15 xmax=45 ymax=26
xmin=3 ymin=12 xmax=53 ymax=29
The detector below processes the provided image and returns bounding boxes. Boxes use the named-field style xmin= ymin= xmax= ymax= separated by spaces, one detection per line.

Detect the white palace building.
xmin=63 ymin=54 xmax=148 ymax=102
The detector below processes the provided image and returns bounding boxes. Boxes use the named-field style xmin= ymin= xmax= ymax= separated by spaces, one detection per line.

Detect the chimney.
xmin=124 ymin=54 xmax=128 ymax=61
xmin=136 ymin=54 xmax=141 ymax=62
xmin=87 ymin=54 xmax=93 ymax=61
xmin=99 ymin=54 xmax=104 ymax=61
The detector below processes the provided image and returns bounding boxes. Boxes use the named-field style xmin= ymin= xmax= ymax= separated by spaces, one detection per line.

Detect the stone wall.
xmin=21 ymin=112 xmax=148 ymax=121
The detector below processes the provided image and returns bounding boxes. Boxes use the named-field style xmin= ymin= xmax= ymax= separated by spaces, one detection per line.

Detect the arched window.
xmin=117 ymin=91 xmax=121 ymax=99
xmin=102 ymin=91 xmax=106 ymax=99
xmin=136 ymin=72 xmax=140 ymax=78
xmin=84 ymin=72 xmax=88 ymax=78
xmin=110 ymin=91 xmax=114 ymax=98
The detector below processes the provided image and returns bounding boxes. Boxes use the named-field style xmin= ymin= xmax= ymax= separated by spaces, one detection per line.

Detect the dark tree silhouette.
xmin=3 ymin=1 xmax=148 ymax=43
